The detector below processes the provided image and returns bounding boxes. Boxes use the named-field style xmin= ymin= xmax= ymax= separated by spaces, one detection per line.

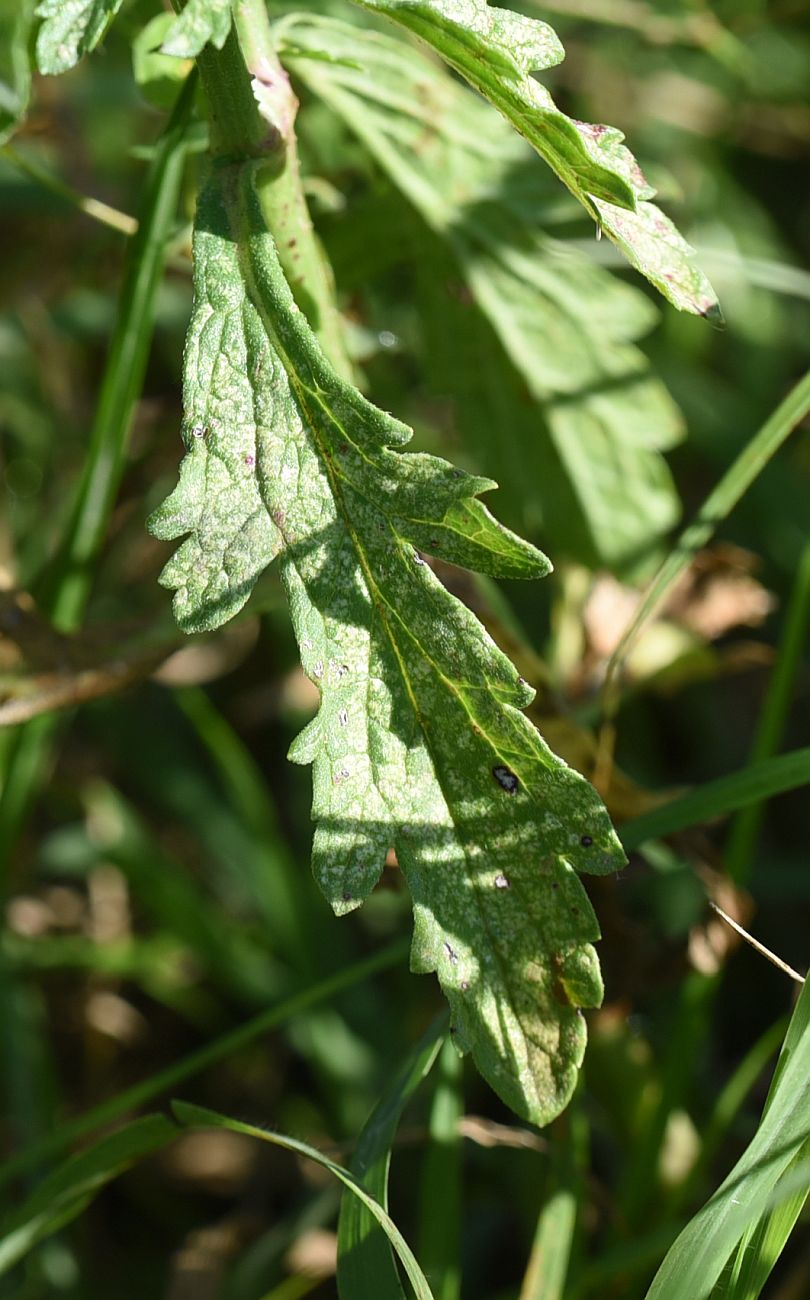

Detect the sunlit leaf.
xmin=350 ymin=0 xmax=719 ymax=316
xmin=148 ymin=161 xmax=626 ymax=1125
xmin=281 ymin=13 xmax=683 ymax=567
xmin=160 ymin=0 xmax=232 ymax=60
xmin=35 ymin=0 xmax=125 ymax=75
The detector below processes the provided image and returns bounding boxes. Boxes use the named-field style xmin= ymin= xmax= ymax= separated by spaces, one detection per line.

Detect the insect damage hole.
xmin=492 ymin=765 xmax=519 ymax=794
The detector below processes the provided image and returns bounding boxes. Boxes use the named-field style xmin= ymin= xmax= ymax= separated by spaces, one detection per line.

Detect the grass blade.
xmin=645 ymin=978 xmax=810 ymax=1299
xmin=620 ymin=748 xmax=810 ymax=851
xmin=42 ymin=72 xmax=197 ymax=633
xmin=416 ymin=1036 xmax=463 ymax=1300
xmin=0 ymin=1115 xmax=176 ymax=1275
xmin=725 ymin=541 xmax=810 ymax=884
xmin=719 ymin=1141 xmax=810 ymax=1298
xmin=0 ymin=939 xmax=408 ymax=1193
xmin=0 ymin=75 xmax=197 ymax=870
xmin=602 ymin=369 xmax=810 ymax=720
xmin=520 ymin=1111 xmax=585 ymax=1300
xmin=337 ymin=1014 xmax=446 ymax=1299
xmin=173 ymin=1102 xmax=437 ymax=1300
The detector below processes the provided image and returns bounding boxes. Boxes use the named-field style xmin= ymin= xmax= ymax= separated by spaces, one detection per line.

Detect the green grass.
xmin=1 ymin=1 xmax=808 ymax=1297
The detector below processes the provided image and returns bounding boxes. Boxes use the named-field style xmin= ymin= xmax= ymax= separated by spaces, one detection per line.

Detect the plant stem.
xmin=0 ymin=145 xmax=138 ymax=235
xmin=197 ymin=4 xmax=352 ymax=374
xmin=40 ymin=74 xmax=198 ymax=633
xmin=0 ymin=79 xmax=196 ymax=873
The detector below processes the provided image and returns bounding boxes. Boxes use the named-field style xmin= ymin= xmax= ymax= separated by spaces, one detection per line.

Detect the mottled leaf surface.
xmin=160 ymin=0 xmax=232 ymax=60
xmin=148 ymin=163 xmax=626 ymax=1124
xmin=35 ymin=0 xmax=124 ymax=74
xmin=351 ymin=0 xmax=719 ymax=316
xmin=282 ymin=15 xmax=683 ymax=568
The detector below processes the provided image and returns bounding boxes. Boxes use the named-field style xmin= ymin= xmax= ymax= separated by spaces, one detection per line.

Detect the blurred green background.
xmin=1 ymin=1 xmax=809 ymax=1296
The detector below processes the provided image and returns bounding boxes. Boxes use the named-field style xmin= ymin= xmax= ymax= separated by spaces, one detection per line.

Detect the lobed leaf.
xmin=149 ymin=162 xmax=627 ymax=1125
xmin=35 ymin=0 xmax=125 ymax=75
xmin=160 ymin=0 xmax=232 ymax=60
xmin=350 ymin=0 xmax=719 ymax=316
xmin=281 ymin=14 xmax=683 ymax=568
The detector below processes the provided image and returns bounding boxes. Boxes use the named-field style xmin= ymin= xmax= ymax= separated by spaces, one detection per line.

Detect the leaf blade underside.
xmin=148 ymin=163 xmax=627 ymax=1126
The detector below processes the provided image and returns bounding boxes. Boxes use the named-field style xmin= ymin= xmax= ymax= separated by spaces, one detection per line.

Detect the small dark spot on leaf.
xmin=449 ymin=1025 xmax=457 ymax=1035
xmin=429 ymin=538 xmax=440 ymax=549
xmin=580 ymin=835 xmax=593 ymax=848
xmin=342 ymin=891 xmax=353 ymax=902
xmin=443 ymin=940 xmax=458 ymax=965
xmin=190 ymin=425 xmax=206 ymax=440
xmin=551 ymin=881 xmax=559 ymax=890
xmin=492 ymin=765 xmax=519 ymax=794
xmin=339 ymin=443 xmax=349 ymax=454
xmin=571 ymin=906 xmax=580 ymax=915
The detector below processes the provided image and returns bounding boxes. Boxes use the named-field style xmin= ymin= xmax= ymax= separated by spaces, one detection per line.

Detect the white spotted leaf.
xmin=148 ymin=162 xmax=626 ymax=1126
xmin=160 ymin=0 xmax=232 ymax=60
xmin=349 ymin=0 xmax=719 ymax=317
xmin=280 ymin=13 xmax=684 ymax=569
xmin=35 ymin=0 xmax=125 ymax=74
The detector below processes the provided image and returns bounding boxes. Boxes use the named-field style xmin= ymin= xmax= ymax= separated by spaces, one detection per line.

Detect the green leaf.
xmin=337 ymin=1015 xmax=446 ymax=1299
xmin=133 ymin=13 xmax=194 ymax=108
xmin=620 ymin=747 xmax=810 ymax=852
xmin=416 ymin=1036 xmax=463 ymax=1300
xmin=35 ymin=0 xmax=125 ymax=75
xmin=172 ymin=1102 xmax=436 ymax=1300
xmin=719 ymin=1142 xmax=809 ymax=1299
xmin=349 ymin=0 xmax=719 ymax=316
xmin=0 ymin=0 xmax=34 ymax=143
xmin=160 ymin=0 xmax=232 ymax=60
xmin=148 ymin=161 xmax=626 ymax=1126
xmin=281 ymin=14 xmax=684 ymax=569
xmin=645 ymin=977 xmax=810 ymax=1299
xmin=0 ymin=940 xmax=409 ymax=1194
xmin=0 ymin=1115 xmax=176 ymax=1275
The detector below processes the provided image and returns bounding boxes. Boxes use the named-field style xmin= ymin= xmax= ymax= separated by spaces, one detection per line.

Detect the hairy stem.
xmin=197 ymin=2 xmax=351 ymax=374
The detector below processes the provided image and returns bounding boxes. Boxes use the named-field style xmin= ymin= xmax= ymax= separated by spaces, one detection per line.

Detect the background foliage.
xmin=0 ymin=1 xmax=809 ymax=1297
